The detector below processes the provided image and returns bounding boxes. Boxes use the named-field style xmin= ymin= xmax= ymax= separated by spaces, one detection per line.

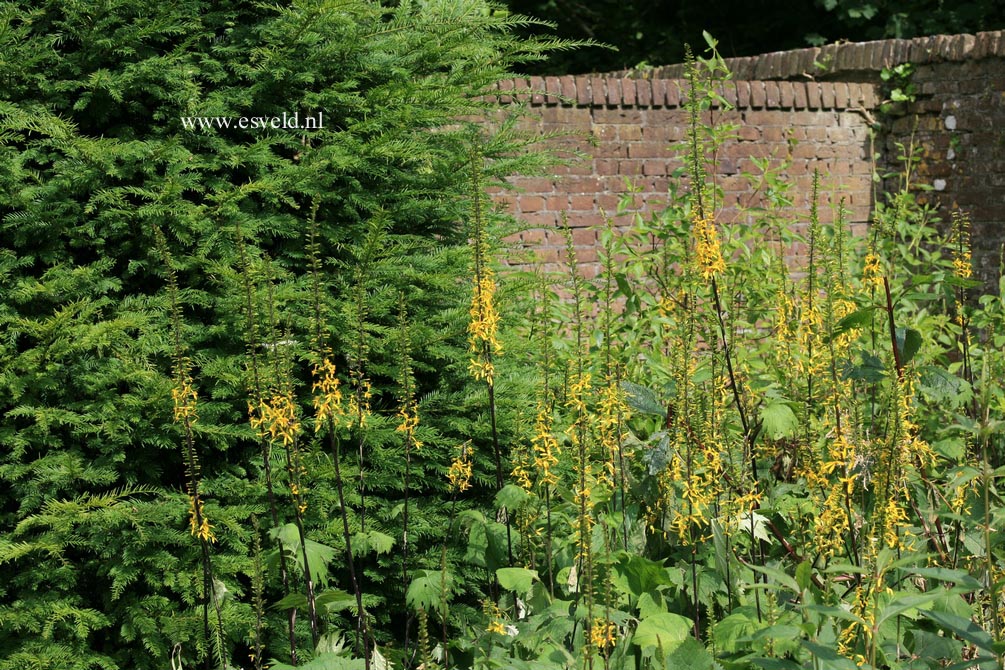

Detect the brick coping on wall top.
xmin=491 ymin=76 xmax=879 ymax=111
xmin=621 ymin=29 xmax=1005 ymax=82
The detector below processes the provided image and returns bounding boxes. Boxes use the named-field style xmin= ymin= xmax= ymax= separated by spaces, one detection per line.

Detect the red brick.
xmin=619 ymin=125 xmax=643 ymax=141
xmin=765 ymin=81 xmax=780 ymax=108
xmin=521 ymin=211 xmax=558 ymax=227
xmin=622 ymin=79 xmax=637 ymax=106
xmin=627 ymin=142 xmax=669 ymax=158
xmin=530 ymin=76 xmax=545 ymax=105
xmin=834 ymin=82 xmax=850 ymax=109
xmin=544 ymin=76 xmax=561 ymax=104
xmin=643 ymin=160 xmax=667 ymax=175
xmin=618 ymin=160 xmax=643 ymax=175
xmin=806 ymin=82 xmax=823 ymax=110
xmin=570 ymin=194 xmax=594 ymax=211
xmin=651 ymin=80 xmax=667 ymax=108
xmin=591 ymin=77 xmax=606 ymax=106
xmin=606 ymin=78 xmax=622 ymax=106
xmin=750 ymin=82 xmax=767 ymax=108
xmin=779 ymin=81 xmax=795 ymax=108
xmin=666 ymin=80 xmax=681 ymax=107
xmin=792 ymin=83 xmax=809 ymax=109
xmin=736 ymin=126 xmax=760 ymax=141
xmin=636 ymin=79 xmax=653 ymax=107
xmin=497 ymin=78 xmax=514 ymax=104
xmin=736 ymin=80 xmax=751 ymax=108
xmin=572 ymin=228 xmax=598 ymax=245
xmin=576 ymin=76 xmax=592 ymax=106
xmin=555 ymin=76 xmax=573 ymax=104
xmin=821 ymin=83 xmax=836 ymax=109
xmin=519 ymin=195 xmax=545 ymax=213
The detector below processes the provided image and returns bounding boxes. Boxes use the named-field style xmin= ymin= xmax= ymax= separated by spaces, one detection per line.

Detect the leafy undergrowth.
xmin=2 ymin=8 xmax=1003 ymax=670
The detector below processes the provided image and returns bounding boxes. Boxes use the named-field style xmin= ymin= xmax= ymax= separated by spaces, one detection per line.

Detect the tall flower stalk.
xmin=154 ymin=225 xmax=225 ymax=669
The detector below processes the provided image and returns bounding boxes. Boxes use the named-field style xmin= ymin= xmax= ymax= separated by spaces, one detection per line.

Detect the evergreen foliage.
xmin=0 ymin=1 xmax=561 ymax=667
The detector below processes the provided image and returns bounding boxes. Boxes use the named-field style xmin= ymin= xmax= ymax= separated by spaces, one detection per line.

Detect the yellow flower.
xmin=396 ymin=400 xmax=422 ymax=450
xmin=692 ymin=212 xmax=726 ymax=280
xmin=447 ymin=443 xmax=473 ymax=493
xmin=188 ymin=495 xmax=216 ymax=543
xmin=862 ymin=252 xmax=883 ymax=290
xmin=589 ymin=618 xmax=617 ymax=652
xmin=171 ymin=361 xmax=199 ymax=425
xmin=312 ymin=357 xmax=345 ymax=431
xmin=251 ymin=391 xmax=301 ymax=446
xmin=531 ymin=404 xmax=560 ymax=488
xmin=469 ymin=269 xmax=502 ymax=384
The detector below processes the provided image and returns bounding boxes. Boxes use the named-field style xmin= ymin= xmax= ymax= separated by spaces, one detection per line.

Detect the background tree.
xmin=504 ymin=0 xmax=1005 ymax=74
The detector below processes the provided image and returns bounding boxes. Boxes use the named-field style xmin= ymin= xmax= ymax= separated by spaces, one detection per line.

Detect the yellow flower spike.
xmin=447 ymin=444 xmax=473 ymax=493
xmin=691 ymin=212 xmax=726 ymax=280
xmin=312 ymin=357 xmax=345 ymax=431
xmin=531 ymin=404 xmax=560 ymax=488
xmin=589 ymin=618 xmax=617 ymax=652
xmin=862 ymin=251 xmax=884 ymax=290
xmin=187 ymin=495 xmax=216 ymax=543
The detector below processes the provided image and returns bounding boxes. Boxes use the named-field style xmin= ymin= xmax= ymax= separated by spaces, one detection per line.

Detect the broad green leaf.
xmin=747 ymin=562 xmax=800 ymax=593
xmin=620 ymin=381 xmax=666 ymax=417
xmin=496 ymin=567 xmax=537 ymax=594
xmin=495 ymin=483 xmax=530 ymax=511
xmin=760 ymin=400 xmax=798 ymax=440
xmin=895 ymin=327 xmax=922 ymax=365
xmin=614 ymin=552 xmax=674 ymax=598
xmin=633 ymin=612 xmax=691 ymax=651
xmin=406 ymin=569 xmax=452 ymax=613
xmin=801 ymin=640 xmax=858 ymax=669
xmin=713 ymin=611 xmax=759 ymax=652
xmin=920 ymin=609 xmax=994 ymax=651
xmin=828 ymin=307 xmax=876 ymax=341
xmin=665 ymin=637 xmax=713 ymax=669
xmin=909 ymin=567 xmax=981 ymax=591
xmin=876 ymin=592 xmax=939 ymax=625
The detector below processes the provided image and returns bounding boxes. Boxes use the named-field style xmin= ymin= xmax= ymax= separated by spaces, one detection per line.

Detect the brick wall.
xmin=496 ymin=30 xmax=1005 ymax=285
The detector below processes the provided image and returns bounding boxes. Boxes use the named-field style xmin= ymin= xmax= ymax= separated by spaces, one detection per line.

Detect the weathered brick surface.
xmin=492 ymin=30 xmax=1005 ymax=285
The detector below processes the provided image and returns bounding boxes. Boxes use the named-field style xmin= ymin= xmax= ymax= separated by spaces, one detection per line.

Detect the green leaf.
xmin=876 ymin=592 xmax=939 ymax=625
xmin=828 ymin=307 xmax=875 ymax=341
xmin=747 ymin=562 xmax=800 ymax=593
xmin=843 ymin=352 xmax=886 ymax=382
xmin=920 ymin=609 xmax=994 ymax=651
xmin=760 ymin=400 xmax=798 ymax=440
xmin=620 ymin=381 xmax=666 ymax=417
xmin=406 ymin=569 xmax=452 ymax=613
xmin=713 ymin=611 xmax=759 ymax=652
xmin=895 ymin=327 xmax=922 ymax=365
xmin=908 ymin=567 xmax=981 ymax=591
xmin=496 ymin=567 xmax=538 ymax=594
xmin=353 ymin=530 xmax=394 ymax=556
xmin=614 ymin=552 xmax=674 ymax=598
xmin=665 ymin=637 xmax=713 ymax=669
xmin=750 ymin=660 xmax=802 ymax=670
xmin=495 ymin=483 xmax=530 ymax=511
xmin=801 ymin=640 xmax=858 ymax=669
xmin=633 ymin=612 xmax=691 ymax=651
xmin=919 ymin=366 xmax=964 ymax=402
